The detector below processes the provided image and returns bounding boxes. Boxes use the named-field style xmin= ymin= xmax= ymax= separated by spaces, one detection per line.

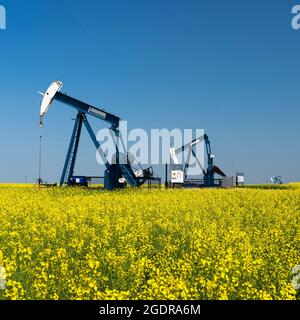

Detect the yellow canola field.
xmin=0 ymin=185 xmax=299 ymax=300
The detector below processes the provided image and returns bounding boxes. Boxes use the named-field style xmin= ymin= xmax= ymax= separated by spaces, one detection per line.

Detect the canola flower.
xmin=0 ymin=185 xmax=299 ymax=300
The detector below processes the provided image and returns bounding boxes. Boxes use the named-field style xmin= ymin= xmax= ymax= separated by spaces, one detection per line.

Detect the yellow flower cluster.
xmin=0 ymin=185 xmax=299 ymax=300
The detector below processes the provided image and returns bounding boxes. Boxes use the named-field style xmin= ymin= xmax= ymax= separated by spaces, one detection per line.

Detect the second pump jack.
xmin=169 ymin=134 xmax=226 ymax=188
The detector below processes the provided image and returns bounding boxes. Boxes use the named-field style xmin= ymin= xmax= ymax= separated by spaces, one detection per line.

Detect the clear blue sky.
xmin=0 ymin=0 xmax=299 ymax=183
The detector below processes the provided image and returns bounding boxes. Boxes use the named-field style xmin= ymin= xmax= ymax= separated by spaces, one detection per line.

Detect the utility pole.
xmin=38 ymin=136 xmax=42 ymax=187
xmin=165 ymin=162 xmax=169 ymax=189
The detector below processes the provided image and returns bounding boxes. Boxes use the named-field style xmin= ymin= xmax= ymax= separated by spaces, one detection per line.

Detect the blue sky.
xmin=0 ymin=0 xmax=299 ymax=183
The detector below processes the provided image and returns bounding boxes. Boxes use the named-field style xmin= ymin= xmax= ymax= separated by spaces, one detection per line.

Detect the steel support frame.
xmin=60 ymin=112 xmax=111 ymax=186
xmin=60 ymin=112 xmax=84 ymax=186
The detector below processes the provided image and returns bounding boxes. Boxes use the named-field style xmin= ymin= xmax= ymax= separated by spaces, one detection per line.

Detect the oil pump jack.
xmin=169 ymin=134 xmax=226 ymax=187
xmin=39 ymin=80 xmax=154 ymax=190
